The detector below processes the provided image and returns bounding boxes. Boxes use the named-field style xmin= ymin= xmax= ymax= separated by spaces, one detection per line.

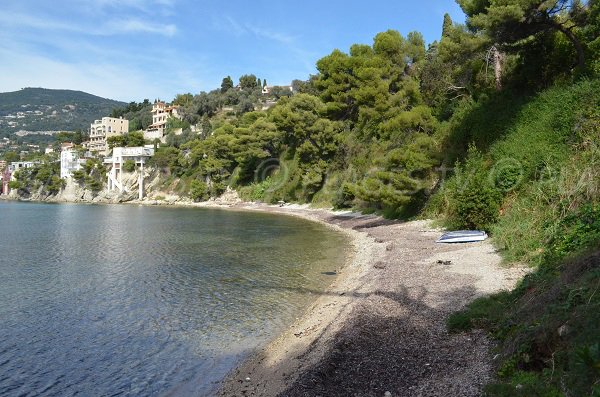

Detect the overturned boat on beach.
xmin=436 ymin=230 xmax=488 ymax=243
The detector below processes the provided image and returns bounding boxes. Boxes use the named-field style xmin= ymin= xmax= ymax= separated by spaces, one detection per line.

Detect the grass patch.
xmin=440 ymin=80 xmax=600 ymax=396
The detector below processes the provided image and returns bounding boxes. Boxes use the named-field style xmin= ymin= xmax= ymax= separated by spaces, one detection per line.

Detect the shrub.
xmin=123 ymin=160 xmax=136 ymax=173
xmin=332 ymin=183 xmax=355 ymax=209
xmin=190 ymin=179 xmax=208 ymax=201
xmin=72 ymin=170 xmax=85 ymax=182
xmin=445 ymin=146 xmax=503 ymax=230
xmin=452 ymin=175 xmax=502 ymax=230
xmin=8 ymin=180 xmax=20 ymax=189
xmin=47 ymin=176 xmax=65 ymax=194
xmin=548 ymin=204 xmax=600 ymax=260
xmin=84 ymin=176 xmax=103 ymax=192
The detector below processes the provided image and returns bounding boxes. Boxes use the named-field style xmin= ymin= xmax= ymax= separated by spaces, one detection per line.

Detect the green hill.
xmin=0 ymin=88 xmax=127 ymax=138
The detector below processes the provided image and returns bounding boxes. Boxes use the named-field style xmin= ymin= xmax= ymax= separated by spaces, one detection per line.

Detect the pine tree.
xmin=220 ymin=76 xmax=234 ymax=93
xmin=442 ymin=13 xmax=453 ymax=37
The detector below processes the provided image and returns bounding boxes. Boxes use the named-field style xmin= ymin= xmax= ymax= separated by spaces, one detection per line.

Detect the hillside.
xmin=0 ymin=88 xmax=126 ymax=138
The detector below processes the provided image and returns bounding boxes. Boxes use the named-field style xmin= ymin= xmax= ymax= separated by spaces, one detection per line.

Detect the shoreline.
xmin=1 ymin=196 xmax=528 ymax=396
xmin=210 ymin=203 xmax=529 ymax=396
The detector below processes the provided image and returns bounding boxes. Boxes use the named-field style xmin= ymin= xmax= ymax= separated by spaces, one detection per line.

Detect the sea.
xmin=0 ymin=201 xmax=348 ymax=396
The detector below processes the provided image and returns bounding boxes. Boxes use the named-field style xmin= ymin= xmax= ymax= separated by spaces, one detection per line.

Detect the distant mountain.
xmin=0 ymin=88 xmax=127 ymax=138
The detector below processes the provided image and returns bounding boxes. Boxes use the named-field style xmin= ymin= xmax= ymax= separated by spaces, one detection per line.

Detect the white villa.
xmin=144 ymin=101 xmax=180 ymax=142
xmin=8 ymin=161 xmax=38 ymax=173
xmin=89 ymin=117 xmax=129 ymax=154
xmin=60 ymin=143 xmax=85 ymax=179
xmin=104 ymin=146 xmax=154 ymax=199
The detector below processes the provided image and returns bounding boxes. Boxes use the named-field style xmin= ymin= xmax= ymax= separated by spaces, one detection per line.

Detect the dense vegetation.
xmin=3 ymin=1 xmax=599 ymax=394
xmin=142 ymin=1 xmax=596 ymax=394
xmin=0 ymin=88 xmax=126 ymax=138
xmin=443 ymin=79 xmax=599 ymax=396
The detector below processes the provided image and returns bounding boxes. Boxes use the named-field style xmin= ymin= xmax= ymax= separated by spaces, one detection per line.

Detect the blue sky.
xmin=0 ymin=1 xmax=465 ymax=103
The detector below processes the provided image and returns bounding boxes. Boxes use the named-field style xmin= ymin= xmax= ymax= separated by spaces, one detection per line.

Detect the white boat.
xmin=436 ymin=230 xmax=488 ymax=243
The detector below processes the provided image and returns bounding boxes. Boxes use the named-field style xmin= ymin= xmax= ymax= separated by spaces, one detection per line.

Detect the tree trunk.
xmin=493 ymin=46 xmax=504 ymax=91
xmin=552 ymin=21 xmax=586 ymax=70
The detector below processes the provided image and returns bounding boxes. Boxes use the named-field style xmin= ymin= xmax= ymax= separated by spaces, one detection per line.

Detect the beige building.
xmin=144 ymin=101 xmax=180 ymax=141
xmin=89 ymin=117 xmax=129 ymax=153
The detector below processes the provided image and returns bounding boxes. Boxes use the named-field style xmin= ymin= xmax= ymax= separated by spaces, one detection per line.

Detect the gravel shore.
xmin=216 ymin=204 xmax=528 ymax=397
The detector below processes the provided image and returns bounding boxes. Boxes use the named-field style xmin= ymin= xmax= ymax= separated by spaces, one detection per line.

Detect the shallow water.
xmin=0 ymin=202 xmax=348 ymax=396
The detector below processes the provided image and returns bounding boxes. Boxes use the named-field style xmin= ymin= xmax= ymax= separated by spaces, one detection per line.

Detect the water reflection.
xmin=0 ymin=202 xmax=348 ymax=396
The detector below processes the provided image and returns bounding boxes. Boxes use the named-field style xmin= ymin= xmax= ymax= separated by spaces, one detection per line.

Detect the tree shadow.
xmin=276 ymin=284 xmax=487 ymax=397
xmin=325 ymin=213 xmax=405 ymax=230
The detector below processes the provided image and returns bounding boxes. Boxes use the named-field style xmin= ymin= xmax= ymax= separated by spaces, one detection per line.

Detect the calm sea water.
xmin=0 ymin=202 xmax=348 ymax=396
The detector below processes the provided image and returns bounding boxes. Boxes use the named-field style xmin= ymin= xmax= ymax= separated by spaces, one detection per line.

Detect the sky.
xmin=0 ymin=0 xmax=466 ymax=103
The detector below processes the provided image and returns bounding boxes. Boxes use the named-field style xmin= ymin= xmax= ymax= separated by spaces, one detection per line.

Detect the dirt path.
xmin=215 ymin=206 xmax=527 ymax=397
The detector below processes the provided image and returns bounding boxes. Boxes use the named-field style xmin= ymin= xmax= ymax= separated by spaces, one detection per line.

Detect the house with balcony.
xmin=88 ymin=117 xmax=129 ymax=154
xmin=8 ymin=161 xmax=38 ymax=173
xmin=103 ymin=146 xmax=155 ymax=199
xmin=144 ymin=101 xmax=180 ymax=142
xmin=60 ymin=143 xmax=86 ymax=179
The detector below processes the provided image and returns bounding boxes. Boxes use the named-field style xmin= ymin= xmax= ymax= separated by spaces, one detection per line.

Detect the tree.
xmin=4 ymin=151 xmax=21 ymax=163
xmin=172 ymin=93 xmax=193 ymax=106
xmin=190 ymin=179 xmax=209 ymax=201
xmin=221 ymin=76 xmax=234 ymax=93
xmin=123 ymin=160 xmax=136 ymax=172
xmin=107 ymin=135 xmax=126 ymax=149
xmin=458 ymin=0 xmax=588 ymax=70
xmin=292 ymin=77 xmax=319 ymax=95
xmin=239 ymin=74 xmax=258 ymax=90
xmin=442 ymin=13 xmax=453 ymax=37
xmin=270 ymin=86 xmax=293 ymax=99
xmin=126 ymin=132 xmax=145 ymax=147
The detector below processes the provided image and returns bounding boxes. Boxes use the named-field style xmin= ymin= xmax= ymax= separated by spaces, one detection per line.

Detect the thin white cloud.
xmin=0 ymin=28 xmax=209 ymax=102
xmin=107 ymin=19 xmax=177 ymax=37
xmin=86 ymin=0 xmax=176 ymax=14
xmin=215 ymin=15 xmax=247 ymax=36
xmin=245 ymin=25 xmax=295 ymax=45
xmin=214 ymin=16 xmax=296 ymax=45
xmin=0 ymin=12 xmax=83 ymax=33
xmin=0 ymin=10 xmax=176 ymax=38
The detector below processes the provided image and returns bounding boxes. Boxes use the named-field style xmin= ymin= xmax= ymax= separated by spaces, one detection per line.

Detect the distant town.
xmin=0 ymin=82 xmax=294 ymax=198
xmin=0 ymin=99 xmax=183 ymax=197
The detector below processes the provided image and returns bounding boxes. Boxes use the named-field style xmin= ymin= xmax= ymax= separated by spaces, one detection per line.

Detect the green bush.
xmin=189 ymin=179 xmax=208 ymax=201
xmin=549 ymin=204 xmax=600 ymax=260
xmin=445 ymin=147 xmax=502 ymax=230
xmin=238 ymin=178 xmax=274 ymax=202
xmin=8 ymin=180 xmax=20 ymax=189
xmin=123 ymin=160 xmax=136 ymax=173
xmin=84 ymin=176 xmax=103 ymax=192
xmin=332 ymin=183 xmax=355 ymax=209
xmin=47 ymin=175 xmax=65 ymax=194
xmin=71 ymin=170 xmax=85 ymax=182
xmin=452 ymin=176 xmax=502 ymax=230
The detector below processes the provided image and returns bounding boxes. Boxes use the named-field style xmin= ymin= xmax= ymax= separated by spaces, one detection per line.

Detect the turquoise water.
xmin=0 ymin=202 xmax=348 ymax=396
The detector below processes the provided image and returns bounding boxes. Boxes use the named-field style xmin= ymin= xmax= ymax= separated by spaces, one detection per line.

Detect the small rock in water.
xmin=384 ymin=392 xmax=392 ymax=397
